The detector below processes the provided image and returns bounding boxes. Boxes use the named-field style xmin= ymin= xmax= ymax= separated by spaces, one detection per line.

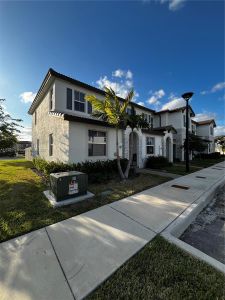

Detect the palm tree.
xmin=85 ymin=87 xmax=134 ymax=180
xmin=124 ymin=105 xmax=149 ymax=178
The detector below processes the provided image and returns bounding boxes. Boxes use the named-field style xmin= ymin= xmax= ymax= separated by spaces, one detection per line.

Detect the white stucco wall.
xmin=69 ymin=122 xmax=123 ymax=163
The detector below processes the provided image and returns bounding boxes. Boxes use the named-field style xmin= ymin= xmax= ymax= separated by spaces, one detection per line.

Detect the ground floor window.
xmin=146 ymin=137 xmax=155 ymax=154
xmin=37 ymin=139 xmax=39 ymax=155
xmin=49 ymin=134 xmax=53 ymax=156
xmin=88 ymin=130 xmax=106 ymax=156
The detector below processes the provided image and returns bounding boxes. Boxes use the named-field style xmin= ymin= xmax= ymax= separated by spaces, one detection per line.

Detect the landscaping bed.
xmin=0 ymin=159 xmax=170 ymax=243
xmin=87 ymin=236 xmax=225 ymax=300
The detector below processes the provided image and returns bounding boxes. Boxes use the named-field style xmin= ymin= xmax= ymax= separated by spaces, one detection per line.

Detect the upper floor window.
xmin=143 ymin=113 xmax=148 ymax=122
xmin=183 ymin=115 xmax=186 ymax=127
xmin=146 ymin=137 xmax=155 ymax=154
xmin=210 ymin=126 xmax=213 ymax=135
xmin=34 ymin=111 xmax=37 ymax=125
xmin=88 ymin=130 xmax=106 ymax=156
xmin=126 ymin=108 xmax=132 ymax=115
xmin=67 ymin=88 xmax=72 ymax=110
xmin=74 ymin=90 xmax=85 ymax=112
xmin=88 ymin=102 xmax=92 ymax=114
xmin=49 ymin=88 xmax=53 ymax=110
xmin=149 ymin=115 xmax=154 ymax=128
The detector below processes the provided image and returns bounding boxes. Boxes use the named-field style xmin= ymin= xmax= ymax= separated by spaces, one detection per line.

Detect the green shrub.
xmin=145 ymin=156 xmax=172 ymax=169
xmin=33 ymin=158 xmax=128 ymax=183
xmin=194 ymin=152 xmax=221 ymax=159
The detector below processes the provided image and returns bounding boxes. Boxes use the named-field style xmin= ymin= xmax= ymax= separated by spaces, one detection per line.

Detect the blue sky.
xmin=0 ymin=0 xmax=224 ymax=140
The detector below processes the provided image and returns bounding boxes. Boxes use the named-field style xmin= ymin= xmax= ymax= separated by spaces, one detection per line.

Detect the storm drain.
xmin=196 ymin=176 xmax=206 ymax=179
xmin=171 ymin=184 xmax=190 ymax=190
xmin=212 ymin=167 xmax=223 ymax=170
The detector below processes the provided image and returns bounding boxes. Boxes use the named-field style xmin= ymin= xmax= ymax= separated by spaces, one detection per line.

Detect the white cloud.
xmin=112 ymin=69 xmax=124 ymax=78
xmin=215 ymin=126 xmax=225 ymax=136
xmin=169 ymin=0 xmax=186 ymax=11
xmin=17 ymin=126 xmax=32 ymax=141
xmin=20 ymin=91 xmax=36 ymax=103
xmin=201 ymin=81 xmax=225 ymax=95
xmin=137 ymin=101 xmax=145 ymax=106
xmin=112 ymin=69 xmax=133 ymax=80
xmin=193 ymin=112 xmax=216 ymax=122
xmin=211 ymin=82 xmax=225 ymax=93
xmin=147 ymin=89 xmax=165 ymax=105
xmin=96 ymin=69 xmax=138 ymax=101
xmin=161 ymin=97 xmax=186 ymax=111
xmin=160 ymin=0 xmax=186 ymax=11
xmin=126 ymin=70 xmax=133 ymax=79
xmin=200 ymin=90 xmax=207 ymax=95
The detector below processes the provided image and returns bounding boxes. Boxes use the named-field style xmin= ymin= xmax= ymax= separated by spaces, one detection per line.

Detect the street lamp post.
xmin=181 ymin=92 xmax=194 ymax=173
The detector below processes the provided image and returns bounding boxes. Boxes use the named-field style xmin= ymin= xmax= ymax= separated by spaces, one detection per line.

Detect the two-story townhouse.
xmin=195 ymin=119 xmax=216 ymax=153
xmin=28 ymin=69 xmax=174 ymax=168
xmin=154 ymin=106 xmax=195 ymax=161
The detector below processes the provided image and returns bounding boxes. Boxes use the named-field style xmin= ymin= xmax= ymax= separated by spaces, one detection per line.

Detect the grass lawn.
xmin=0 ymin=159 xmax=170 ymax=243
xmin=161 ymin=164 xmax=201 ymax=175
xmin=184 ymin=157 xmax=224 ymax=168
xmin=156 ymin=157 xmax=225 ymax=175
xmin=88 ymin=236 xmax=225 ymax=300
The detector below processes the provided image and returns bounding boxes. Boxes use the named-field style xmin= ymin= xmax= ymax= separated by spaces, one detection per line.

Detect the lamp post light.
xmin=181 ymin=92 xmax=194 ymax=173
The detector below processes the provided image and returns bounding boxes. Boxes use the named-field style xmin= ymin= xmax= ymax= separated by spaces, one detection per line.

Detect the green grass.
xmin=88 ymin=236 xmax=225 ymax=300
xmin=0 ymin=159 xmax=170 ymax=242
xmin=162 ymin=164 xmax=200 ymax=175
xmin=159 ymin=157 xmax=225 ymax=175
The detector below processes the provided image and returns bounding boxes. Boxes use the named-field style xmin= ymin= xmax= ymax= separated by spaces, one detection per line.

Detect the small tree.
xmin=0 ymin=99 xmax=22 ymax=150
xmin=86 ymin=87 xmax=134 ymax=180
xmin=215 ymin=136 xmax=225 ymax=155
xmin=183 ymin=133 xmax=207 ymax=156
xmin=124 ymin=105 xmax=149 ymax=178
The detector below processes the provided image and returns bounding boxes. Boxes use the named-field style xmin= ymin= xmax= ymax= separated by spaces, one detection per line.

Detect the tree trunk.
xmin=116 ymin=127 xmax=125 ymax=180
xmin=124 ymin=130 xmax=134 ymax=179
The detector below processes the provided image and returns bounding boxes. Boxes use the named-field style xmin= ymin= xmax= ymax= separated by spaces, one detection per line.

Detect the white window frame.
xmin=88 ymin=130 xmax=107 ymax=157
xmin=146 ymin=136 xmax=155 ymax=155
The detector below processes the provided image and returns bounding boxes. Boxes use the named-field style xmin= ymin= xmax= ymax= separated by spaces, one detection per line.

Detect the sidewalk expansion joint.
xmin=108 ymin=205 xmax=157 ymax=234
xmin=45 ymin=228 xmax=77 ymax=300
xmin=159 ymin=175 xmax=225 ymax=235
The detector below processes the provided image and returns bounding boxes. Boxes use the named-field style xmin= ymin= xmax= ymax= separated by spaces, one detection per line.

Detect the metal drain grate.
xmin=171 ymin=184 xmax=189 ymax=190
xmin=196 ymin=176 xmax=206 ymax=179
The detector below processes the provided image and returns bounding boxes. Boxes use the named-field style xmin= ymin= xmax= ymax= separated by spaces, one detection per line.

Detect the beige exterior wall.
xmin=32 ymin=84 xmax=70 ymax=163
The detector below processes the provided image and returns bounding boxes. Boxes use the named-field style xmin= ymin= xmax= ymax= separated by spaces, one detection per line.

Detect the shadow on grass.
xmin=0 ymin=172 xmax=171 ymax=243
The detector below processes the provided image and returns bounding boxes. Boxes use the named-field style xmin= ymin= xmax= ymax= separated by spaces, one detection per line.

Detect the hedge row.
xmin=33 ymin=157 xmax=128 ymax=183
xmin=145 ymin=156 xmax=172 ymax=169
xmin=194 ymin=152 xmax=222 ymax=159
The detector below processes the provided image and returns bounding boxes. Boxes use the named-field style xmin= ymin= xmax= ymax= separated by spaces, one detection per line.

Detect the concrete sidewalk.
xmin=0 ymin=162 xmax=225 ymax=300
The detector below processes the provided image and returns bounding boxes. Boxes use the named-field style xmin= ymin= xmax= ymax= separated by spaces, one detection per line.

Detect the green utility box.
xmin=50 ymin=171 xmax=88 ymax=202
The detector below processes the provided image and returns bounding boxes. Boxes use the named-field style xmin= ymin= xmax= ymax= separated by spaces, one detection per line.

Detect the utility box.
xmin=50 ymin=171 xmax=88 ymax=202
